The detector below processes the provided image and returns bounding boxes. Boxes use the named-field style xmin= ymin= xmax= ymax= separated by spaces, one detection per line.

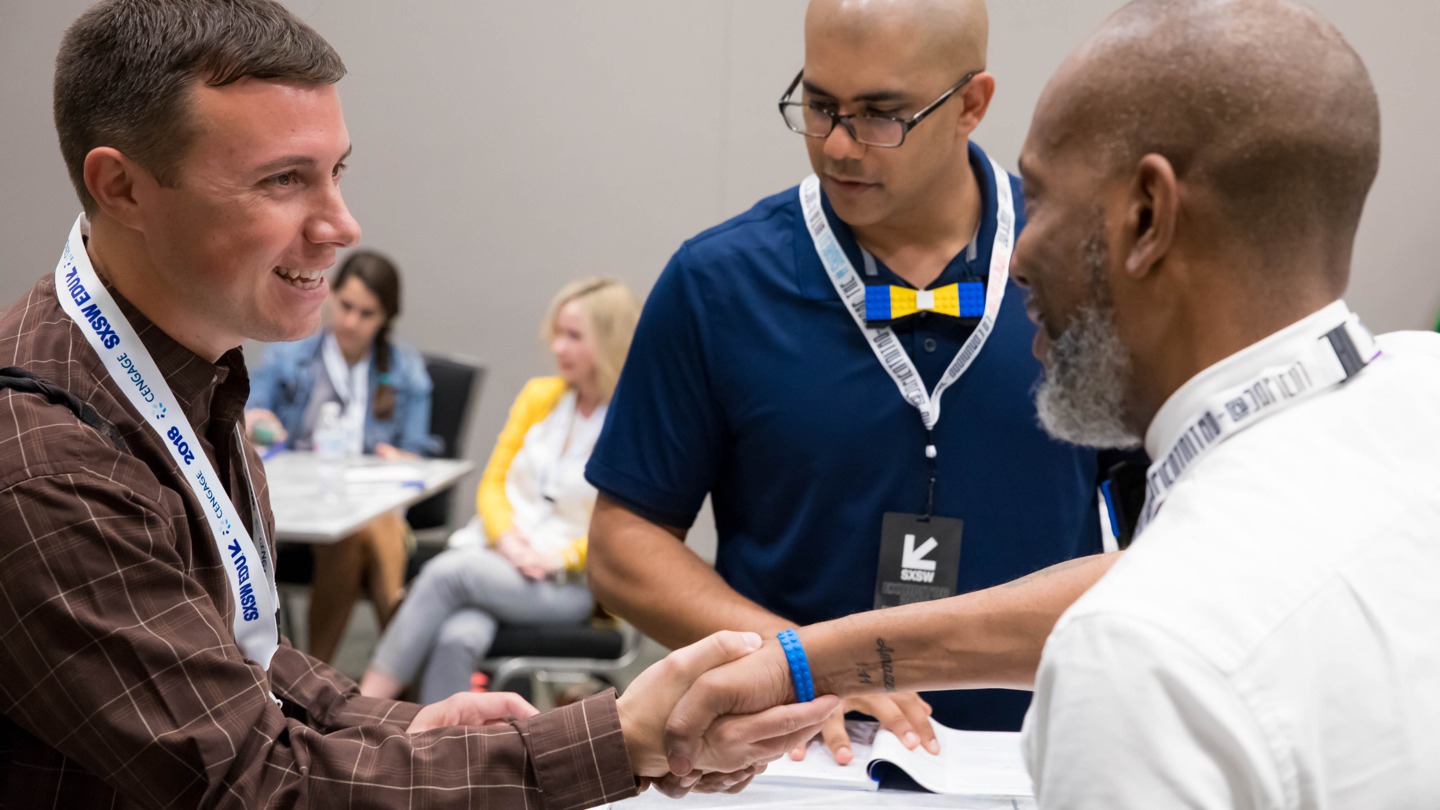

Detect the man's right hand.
xmin=617 ymin=631 xmax=838 ymax=780
xmin=658 ymin=634 xmax=939 ymax=772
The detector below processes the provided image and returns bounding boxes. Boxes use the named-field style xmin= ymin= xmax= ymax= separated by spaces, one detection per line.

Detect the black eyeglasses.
xmin=778 ymin=69 xmax=980 ymax=148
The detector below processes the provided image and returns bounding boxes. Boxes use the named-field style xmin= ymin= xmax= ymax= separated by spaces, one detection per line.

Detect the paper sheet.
xmin=756 ymin=719 xmax=1032 ymax=797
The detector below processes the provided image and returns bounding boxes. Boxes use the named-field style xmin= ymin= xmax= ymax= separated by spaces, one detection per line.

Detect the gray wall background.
xmin=3 ymin=1 xmax=1438 ymax=557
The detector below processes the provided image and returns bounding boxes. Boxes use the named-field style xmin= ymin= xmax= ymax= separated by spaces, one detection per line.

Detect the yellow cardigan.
xmin=475 ymin=376 xmax=589 ymax=573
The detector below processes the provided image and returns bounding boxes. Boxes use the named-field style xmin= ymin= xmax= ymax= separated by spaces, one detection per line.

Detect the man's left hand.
xmin=407 ymin=691 xmax=539 ymax=734
xmin=789 ymin=692 xmax=938 ymax=764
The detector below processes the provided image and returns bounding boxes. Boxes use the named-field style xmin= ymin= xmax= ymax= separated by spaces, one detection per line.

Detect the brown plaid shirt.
xmin=0 ymin=272 xmax=638 ymax=808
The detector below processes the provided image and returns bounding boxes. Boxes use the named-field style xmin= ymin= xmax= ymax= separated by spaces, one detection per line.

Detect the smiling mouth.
xmin=274 ymin=267 xmax=326 ymax=290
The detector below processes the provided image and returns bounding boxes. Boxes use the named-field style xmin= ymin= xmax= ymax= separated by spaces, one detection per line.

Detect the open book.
xmin=755 ymin=719 xmax=1033 ymax=797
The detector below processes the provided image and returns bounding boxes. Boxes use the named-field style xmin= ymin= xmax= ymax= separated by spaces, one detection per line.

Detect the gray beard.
xmin=1034 ymin=296 xmax=1143 ymax=450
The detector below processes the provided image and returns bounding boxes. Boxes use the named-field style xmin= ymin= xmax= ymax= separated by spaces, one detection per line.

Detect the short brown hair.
xmin=53 ymin=0 xmax=347 ymax=212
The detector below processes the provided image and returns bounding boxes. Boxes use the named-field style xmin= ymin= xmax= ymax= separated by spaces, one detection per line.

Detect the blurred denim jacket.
xmin=247 ymin=330 xmax=441 ymax=457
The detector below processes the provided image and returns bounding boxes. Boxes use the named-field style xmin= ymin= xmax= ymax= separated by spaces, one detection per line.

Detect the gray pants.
xmin=368 ymin=546 xmax=594 ymax=704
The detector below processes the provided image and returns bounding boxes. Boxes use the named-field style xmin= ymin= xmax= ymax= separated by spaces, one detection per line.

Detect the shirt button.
xmin=923 ymin=337 xmax=938 ymax=353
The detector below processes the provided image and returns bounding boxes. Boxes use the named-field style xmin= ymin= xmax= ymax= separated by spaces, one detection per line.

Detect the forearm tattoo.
xmin=852 ymin=639 xmax=901 ymax=691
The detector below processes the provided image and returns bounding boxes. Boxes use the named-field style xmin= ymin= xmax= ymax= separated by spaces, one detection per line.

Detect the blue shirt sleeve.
xmin=586 ymin=245 xmax=724 ymax=529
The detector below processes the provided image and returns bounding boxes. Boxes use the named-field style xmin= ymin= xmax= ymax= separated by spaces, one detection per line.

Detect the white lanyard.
xmin=321 ymin=332 xmax=368 ymax=455
xmin=54 ymin=215 xmax=280 ymax=670
xmin=799 ymin=159 xmax=1013 ymax=457
xmin=1138 ymin=313 xmax=1379 ymax=535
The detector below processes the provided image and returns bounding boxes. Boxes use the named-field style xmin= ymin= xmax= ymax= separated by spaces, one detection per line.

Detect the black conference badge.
xmin=873 ymin=512 xmax=963 ymax=610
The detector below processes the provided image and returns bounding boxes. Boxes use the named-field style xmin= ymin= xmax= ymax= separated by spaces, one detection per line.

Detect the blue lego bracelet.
xmin=777 ymin=628 xmax=816 ymax=703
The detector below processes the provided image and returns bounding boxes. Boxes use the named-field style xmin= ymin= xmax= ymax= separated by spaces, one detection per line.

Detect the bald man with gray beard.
xmin=1014 ymin=1 xmax=1440 ymax=806
xmin=662 ymin=1 xmax=1440 ymax=806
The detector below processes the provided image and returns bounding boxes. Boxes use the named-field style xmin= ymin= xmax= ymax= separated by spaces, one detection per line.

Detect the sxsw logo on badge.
xmin=900 ymin=534 xmax=938 ymax=583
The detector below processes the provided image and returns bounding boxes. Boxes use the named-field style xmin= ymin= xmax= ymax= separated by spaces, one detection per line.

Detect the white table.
xmin=610 ymin=725 xmax=1036 ymax=810
xmin=263 ymin=451 xmax=474 ymax=543
xmin=608 ymin=784 xmax=1034 ymax=809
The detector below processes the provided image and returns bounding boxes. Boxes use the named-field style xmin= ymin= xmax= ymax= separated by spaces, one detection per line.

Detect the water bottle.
xmin=313 ymin=401 xmax=347 ymax=501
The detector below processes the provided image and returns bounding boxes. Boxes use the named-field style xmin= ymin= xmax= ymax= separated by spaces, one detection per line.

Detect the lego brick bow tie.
xmin=865 ymin=281 xmax=984 ymax=325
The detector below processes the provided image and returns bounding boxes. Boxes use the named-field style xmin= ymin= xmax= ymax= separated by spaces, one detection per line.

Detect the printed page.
xmin=754 ymin=720 xmax=881 ymax=791
xmin=870 ymin=723 xmax=1033 ymax=797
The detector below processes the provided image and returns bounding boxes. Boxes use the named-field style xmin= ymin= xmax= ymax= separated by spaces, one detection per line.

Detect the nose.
xmin=309 ymin=184 xmax=362 ymax=249
xmin=1010 ymin=232 xmax=1033 ymax=289
xmin=338 ymin=306 xmax=362 ymax=331
xmin=822 ymin=121 xmax=865 ymax=162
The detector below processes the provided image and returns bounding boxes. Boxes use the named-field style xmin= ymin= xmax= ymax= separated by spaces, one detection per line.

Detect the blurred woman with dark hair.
xmin=247 ymin=249 xmax=439 ymax=661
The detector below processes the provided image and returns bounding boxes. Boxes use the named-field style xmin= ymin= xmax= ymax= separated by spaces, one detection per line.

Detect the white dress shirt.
xmin=1023 ymin=301 xmax=1440 ymax=809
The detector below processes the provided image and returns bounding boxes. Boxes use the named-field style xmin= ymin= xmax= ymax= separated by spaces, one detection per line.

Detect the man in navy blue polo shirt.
xmin=587 ymin=0 xmax=1112 ymax=757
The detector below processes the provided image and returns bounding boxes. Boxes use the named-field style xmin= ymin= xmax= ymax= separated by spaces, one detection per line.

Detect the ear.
xmin=1121 ymin=153 xmax=1179 ymax=279
xmin=955 ymin=72 xmax=996 ymax=138
xmin=82 ymin=147 xmax=151 ymax=231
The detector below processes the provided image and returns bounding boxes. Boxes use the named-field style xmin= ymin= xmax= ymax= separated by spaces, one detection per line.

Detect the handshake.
xmin=410 ymin=623 xmax=941 ymax=799
xmin=616 ymin=630 xmax=839 ymax=796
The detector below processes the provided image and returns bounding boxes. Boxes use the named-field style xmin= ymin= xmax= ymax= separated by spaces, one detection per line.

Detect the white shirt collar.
xmin=1144 ymin=299 xmax=1352 ymax=460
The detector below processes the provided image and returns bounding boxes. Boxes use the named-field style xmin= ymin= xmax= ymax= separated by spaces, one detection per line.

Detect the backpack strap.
xmin=0 ymin=366 xmax=128 ymax=453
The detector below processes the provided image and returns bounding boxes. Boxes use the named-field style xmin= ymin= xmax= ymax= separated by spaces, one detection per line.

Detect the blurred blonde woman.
xmin=360 ymin=278 xmax=640 ymax=702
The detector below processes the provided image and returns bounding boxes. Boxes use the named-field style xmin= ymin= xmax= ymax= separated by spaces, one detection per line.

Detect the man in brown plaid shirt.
xmin=0 ymin=1 xmax=834 ymax=806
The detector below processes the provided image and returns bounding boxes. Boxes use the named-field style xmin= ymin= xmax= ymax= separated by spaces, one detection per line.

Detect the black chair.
xmin=406 ymin=352 xmax=486 ymax=533
xmin=481 ymin=619 xmax=640 ymax=704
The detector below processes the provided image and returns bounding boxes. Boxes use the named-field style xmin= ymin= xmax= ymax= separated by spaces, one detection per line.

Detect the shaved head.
xmin=798 ymin=0 xmax=995 ymax=243
xmin=806 ymin=0 xmax=988 ymax=76
xmin=1035 ymin=0 xmax=1379 ymax=277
